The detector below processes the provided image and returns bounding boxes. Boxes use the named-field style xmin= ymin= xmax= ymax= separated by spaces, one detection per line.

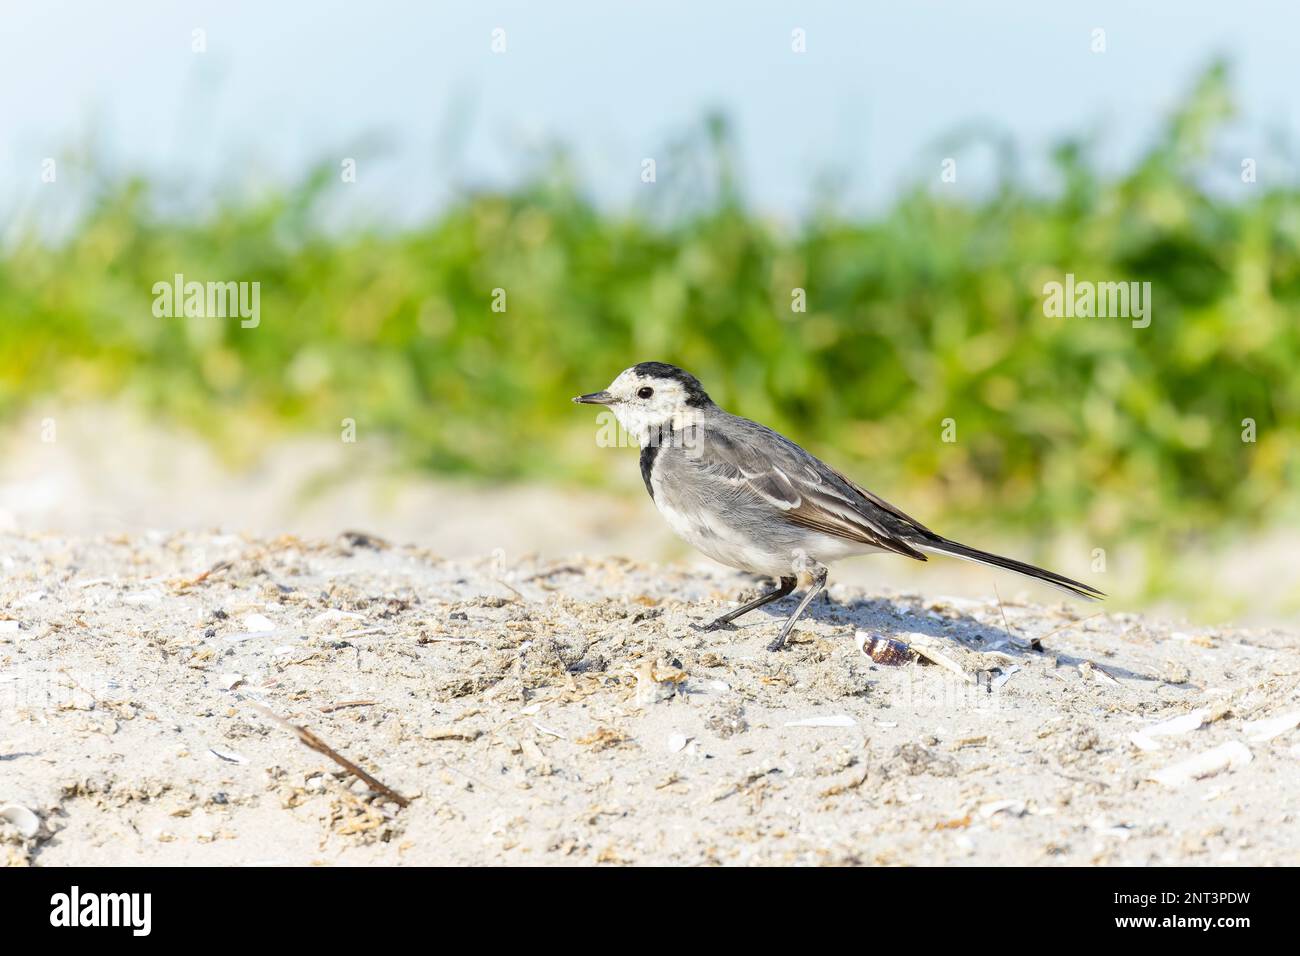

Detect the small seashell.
xmin=667 ymin=733 xmax=690 ymax=753
xmin=855 ymin=630 xmax=918 ymax=666
xmin=1079 ymin=660 xmax=1120 ymax=685
xmin=0 ymin=804 xmax=40 ymax=838
xmin=898 ymin=634 xmax=974 ymax=683
xmin=1243 ymin=711 xmax=1300 ymax=743
xmin=243 ymin=613 xmax=276 ymax=633
xmin=1149 ymin=741 xmax=1252 ymax=788
xmin=990 ymin=665 xmax=1021 ymax=690
xmin=1129 ymin=708 xmax=1210 ymax=750
xmin=1130 ymin=733 xmax=1162 ymax=752
xmin=531 ymin=720 xmax=566 ymax=740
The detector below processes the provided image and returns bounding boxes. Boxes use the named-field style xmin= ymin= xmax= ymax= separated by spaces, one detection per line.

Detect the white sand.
xmin=3 ymin=531 xmax=1297 ymax=866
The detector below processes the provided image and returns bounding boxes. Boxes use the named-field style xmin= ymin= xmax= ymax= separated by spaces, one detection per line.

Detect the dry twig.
xmin=248 ymin=702 xmax=410 ymax=807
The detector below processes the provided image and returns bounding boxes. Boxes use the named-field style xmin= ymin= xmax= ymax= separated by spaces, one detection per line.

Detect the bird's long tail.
xmin=917 ymin=537 xmax=1105 ymax=601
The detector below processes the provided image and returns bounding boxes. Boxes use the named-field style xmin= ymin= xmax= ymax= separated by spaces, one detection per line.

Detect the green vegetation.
xmin=2 ymin=64 xmax=1296 ymax=600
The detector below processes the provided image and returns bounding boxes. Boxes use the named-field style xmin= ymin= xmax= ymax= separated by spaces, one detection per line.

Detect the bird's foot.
xmin=765 ymin=630 xmax=790 ymax=652
xmin=691 ymin=617 xmax=738 ymax=633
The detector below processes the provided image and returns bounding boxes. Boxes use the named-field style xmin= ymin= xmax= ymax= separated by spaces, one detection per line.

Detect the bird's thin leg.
xmin=693 ymin=576 xmax=796 ymax=633
xmin=767 ymin=567 xmax=829 ymax=651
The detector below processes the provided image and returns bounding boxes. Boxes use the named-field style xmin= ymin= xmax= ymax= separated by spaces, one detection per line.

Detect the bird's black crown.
xmin=633 ymin=362 xmax=713 ymax=407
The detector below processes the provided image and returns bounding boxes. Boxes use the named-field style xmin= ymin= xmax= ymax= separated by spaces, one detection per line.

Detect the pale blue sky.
xmin=2 ymin=1 xmax=1296 ymax=226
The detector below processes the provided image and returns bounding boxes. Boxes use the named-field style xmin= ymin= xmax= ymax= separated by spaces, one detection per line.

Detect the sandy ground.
xmin=2 ymin=530 xmax=1298 ymax=866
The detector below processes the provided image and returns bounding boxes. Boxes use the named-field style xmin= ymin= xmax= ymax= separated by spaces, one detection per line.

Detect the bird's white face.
xmin=573 ymin=367 xmax=698 ymax=444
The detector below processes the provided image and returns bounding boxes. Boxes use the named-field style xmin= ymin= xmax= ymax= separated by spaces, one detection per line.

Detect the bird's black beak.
xmin=572 ymin=391 xmax=616 ymax=405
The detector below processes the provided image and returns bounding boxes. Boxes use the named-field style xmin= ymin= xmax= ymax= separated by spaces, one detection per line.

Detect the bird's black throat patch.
xmin=639 ymin=442 xmax=661 ymax=500
xmin=638 ymin=422 xmax=676 ymax=500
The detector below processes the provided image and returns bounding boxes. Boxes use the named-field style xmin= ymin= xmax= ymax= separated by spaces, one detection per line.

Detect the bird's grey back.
xmin=651 ymin=407 xmax=939 ymax=561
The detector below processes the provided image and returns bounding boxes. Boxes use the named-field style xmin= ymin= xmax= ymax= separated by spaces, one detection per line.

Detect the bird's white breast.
xmin=648 ymin=463 xmax=795 ymax=575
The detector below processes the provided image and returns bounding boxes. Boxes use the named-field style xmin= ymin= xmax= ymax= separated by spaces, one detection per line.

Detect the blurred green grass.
xmin=1 ymin=63 xmax=1297 ymax=601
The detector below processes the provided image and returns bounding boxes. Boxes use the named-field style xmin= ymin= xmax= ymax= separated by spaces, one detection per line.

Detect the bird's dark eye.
xmin=637 ymin=386 xmax=654 ymax=399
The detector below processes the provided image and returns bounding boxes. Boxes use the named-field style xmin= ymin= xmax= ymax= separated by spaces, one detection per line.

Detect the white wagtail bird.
xmin=574 ymin=362 xmax=1103 ymax=651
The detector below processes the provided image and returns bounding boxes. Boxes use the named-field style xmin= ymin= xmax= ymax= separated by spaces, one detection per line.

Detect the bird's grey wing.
xmin=688 ymin=422 xmax=931 ymax=562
